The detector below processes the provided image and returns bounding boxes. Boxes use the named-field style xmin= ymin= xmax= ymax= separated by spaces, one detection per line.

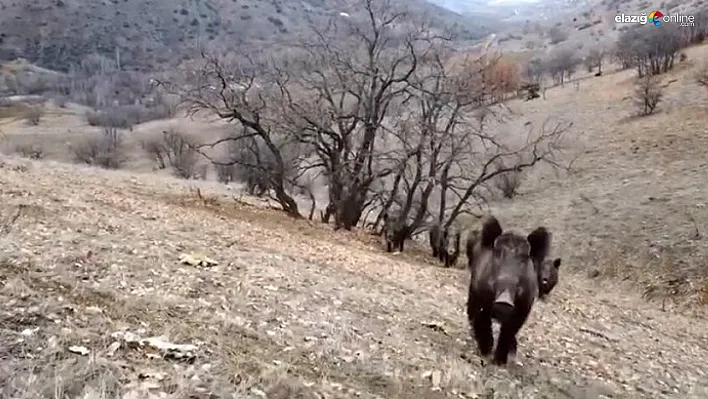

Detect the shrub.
xmin=85 ymin=109 xmax=133 ymax=129
xmin=696 ymin=64 xmax=708 ymax=87
xmin=85 ymin=105 xmax=171 ymax=129
xmin=548 ymin=26 xmax=568 ymax=44
xmin=214 ymin=162 xmax=238 ymax=183
xmin=141 ymin=129 xmax=199 ymax=178
xmin=71 ymin=127 xmax=126 ymax=169
xmin=634 ymin=75 xmax=663 ymax=116
xmin=14 ymin=143 xmax=44 ymax=159
xmin=492 ymin=161 xmax=524 ymax=199
xmin=23 ymin=106 xmax=44 ymax=126
xmin=53 ymin=96 xmax=68 ymax=108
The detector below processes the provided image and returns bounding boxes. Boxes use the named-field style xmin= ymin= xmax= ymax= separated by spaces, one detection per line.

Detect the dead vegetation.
xmin=22 ymin=106 xmax=43 ymax=126
xmin=70 ymin=127 xmax=127 ymax=169
xmin=140 ymin=129 xmax=200 ymax=178
xmin=634 ymin=75 xmax=663 ymax=116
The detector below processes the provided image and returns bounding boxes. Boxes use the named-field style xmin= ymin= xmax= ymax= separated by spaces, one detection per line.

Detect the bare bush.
xmin=141 ymin=129 xmax=199 ymax=178
xmin=85 ymin=109 xmax=133 ymax=129
xmin=546 ymin=47 xmax=579 ymax=86
xmin=634 ymin=75 xmax=663 ymax=116
xmin=696 ymin=64 xmax=708 ymax=88
xmin=86 ymin=104 xmax=170 ymax=130
xmin=492 ymin=162 xmax=524 ymax=199
xmin=14 ymin=143 xmax=44 ymax=159
xmin=23 ymin=106 xmax=44 ymax=126
xmin=71 ymin=127 xmax=126 ymax=169
xmin=53 ymin=96 xmax=68 ymax=108
xmin=548 ymin=26 xmax=569 ymax=44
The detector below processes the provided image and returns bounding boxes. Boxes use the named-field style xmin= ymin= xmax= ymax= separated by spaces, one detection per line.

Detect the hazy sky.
xmin=488 ymin=0 xmax=541 ymax=4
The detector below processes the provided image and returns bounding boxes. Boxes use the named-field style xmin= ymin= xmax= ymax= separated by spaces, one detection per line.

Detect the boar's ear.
xmin=479 ymin=216 xmax=503 ymax=249
xmin=527 ymin=227 xmax=551 ymax=262
xmin=553 ymin=258 xmax=561 ymax=269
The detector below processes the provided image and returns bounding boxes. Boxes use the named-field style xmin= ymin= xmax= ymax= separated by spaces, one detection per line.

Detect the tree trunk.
xmin=272 ymin=181 xmax=301 ymax=218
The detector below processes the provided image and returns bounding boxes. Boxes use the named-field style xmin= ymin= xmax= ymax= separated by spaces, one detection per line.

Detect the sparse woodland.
xmin=1 ymin=0 xmax=707 ymax=261
xmin=157 ymin=0 xmax=570 ymax=238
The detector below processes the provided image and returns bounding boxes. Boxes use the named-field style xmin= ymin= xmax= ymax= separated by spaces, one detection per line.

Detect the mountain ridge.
xmin=0 ymin=0 xmax=500 ymax=72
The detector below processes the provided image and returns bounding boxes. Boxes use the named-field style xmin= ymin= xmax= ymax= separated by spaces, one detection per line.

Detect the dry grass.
xmin=3 ymin=43 xmax=708 ymax=398
xmin=2 ymin=154 xmax=708 ymax=398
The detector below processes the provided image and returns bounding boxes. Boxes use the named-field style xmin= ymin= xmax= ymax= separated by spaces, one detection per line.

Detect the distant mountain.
xmin=0 ymin=0 xmax=501 ymax=73
xmin=428 ymin=0 xmax=594 ymax=22
xmin=430 ymin=0 xmax=494 ymax=14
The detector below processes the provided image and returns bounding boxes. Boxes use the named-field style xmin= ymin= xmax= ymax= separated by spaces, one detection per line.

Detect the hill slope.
xmin=0 ymin=0 xmax=498 ymax=72
xmin=1 ymin=154 xmax=708 ymax=398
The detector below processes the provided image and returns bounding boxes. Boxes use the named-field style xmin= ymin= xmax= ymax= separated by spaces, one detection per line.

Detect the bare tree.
xmin=522 ymin=57 xmax=545 ymax=85
xmin=616 ymin=24 xmax=685 ymax=77
xmin=155 ymin=0 xmax=573 ymax=240
xmin=377 ymin=45 xmax=571 ymax=237
xmin=157 ymin=53 xmax=302 ymax=217
xmin=442 ymin=118 xmax=570 ymax=229
xmin=362 ymin=42 xmax=479 ymax=237
xmin=546 ymin=47 xmax=579 ymax=86
xmin=273 ymin=0 xmax=439 ymax=230
xmin=634 ymin=74 xmax=663 ymax=116
xmin=584 ymin=47 xmax=605 ymax=75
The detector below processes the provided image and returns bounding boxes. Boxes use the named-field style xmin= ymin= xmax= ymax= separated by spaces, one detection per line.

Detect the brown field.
xmin=3 ymin=44 xmax=708 ymax=398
